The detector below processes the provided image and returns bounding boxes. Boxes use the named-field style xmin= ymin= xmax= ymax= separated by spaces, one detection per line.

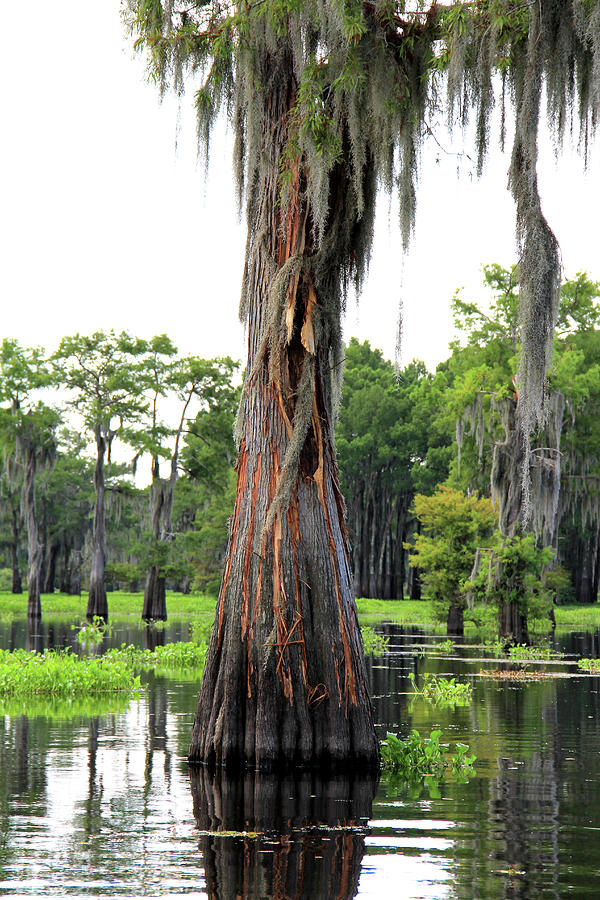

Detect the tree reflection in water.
xmin=190 ymin=768 xmax=377 ymax=899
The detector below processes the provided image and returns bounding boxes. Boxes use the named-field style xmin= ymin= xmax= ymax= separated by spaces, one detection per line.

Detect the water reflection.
xmin=190 ymin=768 xmax=377 ymax=899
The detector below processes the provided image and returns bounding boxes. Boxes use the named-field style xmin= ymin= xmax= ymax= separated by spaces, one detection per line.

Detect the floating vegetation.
xmin=0 ymin=648 xmax=140 ymax=697
xmin=481 ymin=668 xmax=555 ymax=681
xmin=360 ymin=626 xmax=389 ymax=655
xmin=577 ymin=658 xmax=600 ymax=673
xmin=409 ymin=672 xmax=472 ymax=707
xmin=106 ymin=642 xmax=208 ymax=676
xmin=484 ymin=638 xmax=506 ymax=657
xmin=435 ymin=639 xmax=455 ymax=654
xmin=73 ymin=615 xmax=109 ymax=647
xmin=380 ymin=729 xmax=476 ymax=798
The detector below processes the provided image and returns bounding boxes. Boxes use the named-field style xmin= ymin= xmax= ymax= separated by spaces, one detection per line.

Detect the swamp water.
xmin=1 ymin=622 xmax=600 ymax=898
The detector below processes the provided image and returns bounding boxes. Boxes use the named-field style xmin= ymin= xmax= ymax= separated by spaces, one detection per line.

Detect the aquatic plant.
xmin=380 ymin=728 xmax=476 ymax=795
xmin=0 ymin=648 xmax=139 ymax=696
xmin=508 ymin=642 xmax=562 ymax=661
xmin=73 ymin=615 xmax=108 ymax=646
xmin=577 ymin=658 xmax=600 ymax=673
xmin=106 ymin=641 xmax=208 ymax=675
xmin=409 ymin=672 xmax=473 ymax=706
xmin=360 ymin=626 xmax=389 ymax=655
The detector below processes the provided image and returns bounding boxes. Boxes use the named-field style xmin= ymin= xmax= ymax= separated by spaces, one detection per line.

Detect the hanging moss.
xmin=127 ymin=0 xmax=600 ymax=520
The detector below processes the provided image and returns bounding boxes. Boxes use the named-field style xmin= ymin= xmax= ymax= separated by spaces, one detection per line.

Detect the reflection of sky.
xmin=358 ymin=854 xmax=452 ymax=899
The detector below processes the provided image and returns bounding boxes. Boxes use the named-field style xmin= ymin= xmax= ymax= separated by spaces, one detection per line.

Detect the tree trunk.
xmin=143 ymin=472 xmax=168 ymax=621
xmin=10 ymin=508 xmax=22 ymax=594
xmin=87 ymin=431 xmax=108 ymax=621
xmin=498 ymin=599 xmax=529 ymax=645
xmin=22 ymin=448 xmax=42 ymax=619
xmin=446 ymin=603 xmax=464 ymax=637
xmin=189 ymin=59 xmax=378 ymax=773
xmin=143 ymin=564 xmax=167 ymax=621
xmin=43 ymin=541 xmax=58 ymax=594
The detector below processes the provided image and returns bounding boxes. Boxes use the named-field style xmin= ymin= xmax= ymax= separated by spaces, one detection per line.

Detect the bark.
xmin=498 ymin=599 xmax=529 ymax=645
xmin=190 ymin=767 xmax=375 ymax=900
xmin=22 ymin=448 xmax=42 ymax=620
xmin=189 ymin=59 xmax=378 ymax=772
xmin=143 ymin=564 xmax=167 ymax=621
xmin=446 ymin=603 xmax=464 ymax=637
xmin=87 ymin=430 xmax=108 ymax=621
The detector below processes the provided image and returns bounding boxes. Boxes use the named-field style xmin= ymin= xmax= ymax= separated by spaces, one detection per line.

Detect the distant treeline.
xmin=2 ymin=265 xmax=600 ymax=618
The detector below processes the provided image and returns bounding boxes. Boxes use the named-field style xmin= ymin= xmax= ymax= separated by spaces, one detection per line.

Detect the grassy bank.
xmin=0 ymin=590 xmax=218 ymax=623
xmin=2 ymin=591 xmax=599 ymax=631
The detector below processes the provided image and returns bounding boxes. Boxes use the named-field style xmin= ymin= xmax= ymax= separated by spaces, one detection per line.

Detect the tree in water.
xmin=54 ymin=332 xmax=147 ymax=622
xmin=407 ymin=485 xmax=495 ymax=637
xmin=128 ymin=0 xmax=600 ymax=768
xmin=0 ymin=340 xmax=57 ymax=619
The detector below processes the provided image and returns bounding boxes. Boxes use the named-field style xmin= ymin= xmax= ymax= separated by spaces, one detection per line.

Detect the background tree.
xmin=447 ymin=266 xmax=600 ymax=634
xmin=0 ymin=340 xmax=58 ymax=618
xmin=54 ymin=332 xmax=147 ymax=621
xmin=407 ymin=485 xmax=495 ymax=636
xmin=336 ymin=338 xmax=450 ymax=600
xmin=136 ymin=337 xmax=239 ymax=622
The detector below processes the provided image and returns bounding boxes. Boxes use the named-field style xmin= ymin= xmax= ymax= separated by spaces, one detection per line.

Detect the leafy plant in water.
xmin=508 ymin=641 xmax=562 ymax=661
xmin=578 ymin=658 xmax=600 ymax=673
xmin=73 ymin=615 xmax=109 ymax=646
xmin=409 ymin=671 xmax=473 ymax=706
xmin=380 ymin=728 xmax=476 ymax=798
xmin=484 ymin=638 xmax=506 ymax=657
xmin=0 ymin=648 xmax=140 ymax=697
xmin=361 ymin=626 xmax=389 ymax=655
xmin=106 ymin=641 xmax=208 ymax=676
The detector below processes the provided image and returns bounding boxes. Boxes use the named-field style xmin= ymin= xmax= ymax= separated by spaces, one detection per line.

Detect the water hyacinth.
xmin=0 ymin=648 xmax=139 ymax=697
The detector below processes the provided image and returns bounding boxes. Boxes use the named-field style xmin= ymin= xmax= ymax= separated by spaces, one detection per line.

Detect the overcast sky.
xmin=1 ymin=1 xmax=599 ymax=373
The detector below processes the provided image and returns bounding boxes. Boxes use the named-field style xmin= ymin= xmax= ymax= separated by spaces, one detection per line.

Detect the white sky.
xmin=1 ymin=1 xmax=599 ymax=373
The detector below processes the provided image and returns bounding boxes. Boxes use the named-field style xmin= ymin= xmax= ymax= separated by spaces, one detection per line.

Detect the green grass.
xmin=356 ymin=598 xmax=439 ymax=625
xmin=554 ymin=605 xmax=600 ymax=627
xmin=0 ymin=590 xmax=218 ymax=623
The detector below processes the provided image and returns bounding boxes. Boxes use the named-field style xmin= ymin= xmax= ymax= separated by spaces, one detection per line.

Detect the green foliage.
xmin=484 ymin=532 xmax=554 ymax=623
xmin=577 ymin=657 xmax=600 ymax=673
xmin=106 ymin=641 xmax=208 ymax=677
xmin=407 ymin=486 xmax=495 ymax=620
xmin=409 ymin=671 xmax=473 ymax=706
xmin=73 ymin=616 xmax=109 ymax=647
xmin=380 ymin=728 xmax=476 ymax=796
xmin=0 ymin=648 xmax=140 ymax=696
xmin=508 ymin=642 xmax=562 ymax=661
xmin=360 ymin=626 xmax=389 ymax=655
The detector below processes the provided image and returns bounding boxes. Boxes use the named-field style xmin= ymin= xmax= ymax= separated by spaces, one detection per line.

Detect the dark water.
xmin=2 ymin=622 xmax=600 ymax=898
